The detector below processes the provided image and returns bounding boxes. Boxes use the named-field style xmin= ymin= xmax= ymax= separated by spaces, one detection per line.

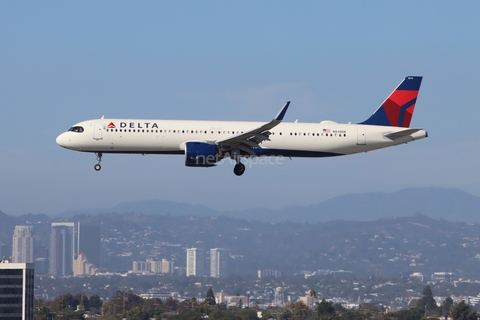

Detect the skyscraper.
xmin=77 ymin=224 xmax=101 ymax=268
xmin=49 ymin=224 xmax=73 ymax=276
xmin=11 ymin=226 xmax=34 ymax=263
xmin=0 ymin=261 xmax=35 ymax=320
xmin=186 ymin=248 xmax=203 ymax=277
xmin=210 ymin=248 xmax=229 ymax=278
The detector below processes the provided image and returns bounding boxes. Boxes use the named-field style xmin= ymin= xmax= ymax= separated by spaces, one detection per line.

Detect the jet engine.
xmin=185 ymin=141 xmax=219 ymax=167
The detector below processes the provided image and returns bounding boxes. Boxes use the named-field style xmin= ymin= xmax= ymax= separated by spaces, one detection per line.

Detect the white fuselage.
xmin=56 ymin=118 xmax=427 ymax=157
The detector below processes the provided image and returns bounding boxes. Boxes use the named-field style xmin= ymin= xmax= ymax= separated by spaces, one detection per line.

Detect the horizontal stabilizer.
xmin=384 ymin=128 xmax=421 ymax=140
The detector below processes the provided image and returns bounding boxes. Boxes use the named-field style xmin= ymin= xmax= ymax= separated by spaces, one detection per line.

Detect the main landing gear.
xmin=94 ymin=152 xmax=102 ymax=171
xmin=233 ymin=162 xmax=245 ymax=176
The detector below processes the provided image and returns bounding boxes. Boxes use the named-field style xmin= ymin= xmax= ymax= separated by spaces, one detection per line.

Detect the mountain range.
xmin=53 ymin=187 xmax=480 ymax=223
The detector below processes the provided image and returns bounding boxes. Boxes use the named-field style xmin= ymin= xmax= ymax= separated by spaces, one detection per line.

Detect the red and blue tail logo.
xmin=360 ymin=76 xmax=422 ymax=128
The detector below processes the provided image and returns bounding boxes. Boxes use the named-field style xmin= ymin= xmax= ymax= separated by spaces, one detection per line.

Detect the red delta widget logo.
xmin=106 ymin=122 xmax=160 ymax=129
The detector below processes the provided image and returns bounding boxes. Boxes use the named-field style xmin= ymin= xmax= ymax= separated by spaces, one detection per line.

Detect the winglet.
xmin=274 ymin=101 xmax=290 ymax=121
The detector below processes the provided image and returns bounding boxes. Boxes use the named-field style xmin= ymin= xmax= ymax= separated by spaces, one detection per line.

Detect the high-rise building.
xmin=0 ymin=261 xmax=35 ymax=320
xmin=161 ymin=258 xmax=174 ymax=274
xmin=77 ymin=224 xmax=101 ymax=268
xmin=49 ymin=224 xmax=73 ymax=276
xmin=210 ymin=248 xmax=229 ymax=278
xmin=73 ymin=253 xmax=97 ymax=276
xmin=48 ymin=222 xmax=101 ymax=276
xmin=131 ymin=259 xmax=174 ymax=274
xmin=11 ymin=226 xmax=34 ymax=263
xmin=258 ymin=269 xmax=282 ymax=279
xmin=186 ymin=248 xmax=203 ymax=277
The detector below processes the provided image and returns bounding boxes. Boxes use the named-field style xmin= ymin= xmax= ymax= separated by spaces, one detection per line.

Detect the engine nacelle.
xmin=185 ymin=142 xmax=219 ymax=167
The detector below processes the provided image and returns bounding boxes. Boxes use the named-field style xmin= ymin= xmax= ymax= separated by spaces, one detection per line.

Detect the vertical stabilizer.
xmin=360 ymin=76 xmax=422 ymax=128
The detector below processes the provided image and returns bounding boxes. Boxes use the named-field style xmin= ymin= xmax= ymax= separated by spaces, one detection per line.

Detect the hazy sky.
xmin=1 ymin=2 xmax=478 ymax=216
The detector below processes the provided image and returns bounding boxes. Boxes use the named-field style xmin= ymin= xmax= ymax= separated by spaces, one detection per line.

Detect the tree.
xmin=34 ymin=305 xmax=52 ymax=320
xmin=451 ymin=300 xmax=478 ymax=320
xmin=236 ymin=308 xmax=259 ymax=320
xmin=205 ymin=287 xmax=216 ymax=306
xmin=126 ymin=305 xmax=149 ymax=320
xmin=237 ymin=298 xmax=243 ymax=309
xmin=440 ymin=297 xmax=454 ymax=319
xmin=316 ymin=299 xmax=336 ymax=318
xmin=191 ymin=297 xmax=197 ymax=309
xmin=341 ymin=309 xmax=368 ymax=320
xmin=88 ymin=294 xmax=103 ymax=311
xmin=74 ymin=293 xmax=89 ymax=311
xmin=309 ymin=289 xmax=318 ymax=309
xmin=386 ymin=308 xmax=423 ymax=320
xmin=261 ymin=309 xmax=273 ymax=319
xmin=56 ymin=308 xmax=84 ymax=320
xmin=416 ymin=285 xmax=438 ymax=316
xmin=359 ymin=303 xmax=382 ymax=319
xmin=285 ymin=301 xmax=310 ymax=320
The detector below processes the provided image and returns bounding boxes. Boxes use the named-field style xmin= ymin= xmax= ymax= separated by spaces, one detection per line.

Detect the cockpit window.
xmin=68 ymin=126 xmax=84 ymax=133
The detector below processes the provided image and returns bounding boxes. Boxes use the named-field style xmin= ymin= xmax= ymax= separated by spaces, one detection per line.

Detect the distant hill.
xmin=54 ymin=187 xmax=480 ymax=223
xmin=58 ymin=199 xmax=218 ymax=218
xmin=246 ymin=187 xmax=480 ymax=222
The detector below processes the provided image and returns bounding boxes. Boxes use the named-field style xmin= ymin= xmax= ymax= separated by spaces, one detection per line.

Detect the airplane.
xmin=56 ymin=76 xmax=428 ymax=176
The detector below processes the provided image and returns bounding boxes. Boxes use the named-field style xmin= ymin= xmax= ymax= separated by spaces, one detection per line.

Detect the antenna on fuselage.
xmin=101 ymin=115 xmax=105 ymax=119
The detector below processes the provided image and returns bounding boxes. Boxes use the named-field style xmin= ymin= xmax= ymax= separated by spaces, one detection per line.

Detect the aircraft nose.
xmin=56 ymin=133 xmax=70 ymax=148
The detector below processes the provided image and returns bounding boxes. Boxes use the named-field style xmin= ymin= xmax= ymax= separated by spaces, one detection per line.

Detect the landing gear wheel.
xmin=94 ymin=152 xmax=103 ymax=171
xmin=233 ymin=163 xmax=246 ymax=176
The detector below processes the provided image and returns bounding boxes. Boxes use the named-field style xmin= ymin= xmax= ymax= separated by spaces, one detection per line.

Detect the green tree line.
xmin=34 ymin=286 xmax=478 ymax=320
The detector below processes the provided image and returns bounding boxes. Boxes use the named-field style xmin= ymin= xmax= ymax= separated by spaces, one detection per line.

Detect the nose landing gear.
xmin=94 ymin=153 xmax=102 ymax=171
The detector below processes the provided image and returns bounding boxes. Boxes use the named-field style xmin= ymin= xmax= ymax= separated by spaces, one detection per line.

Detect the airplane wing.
xmin=215 ymin=101 xmax=290 ymax=155
xmin=384 ymin=128 xmax=422 ymax=140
